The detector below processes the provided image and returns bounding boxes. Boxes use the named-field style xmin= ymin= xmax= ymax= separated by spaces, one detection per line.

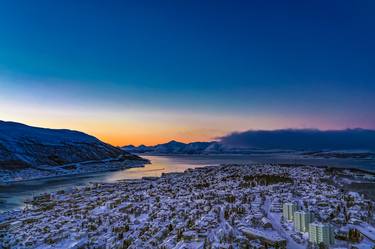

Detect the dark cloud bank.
xmin=219 ymin=129 xmax=375 ymax=150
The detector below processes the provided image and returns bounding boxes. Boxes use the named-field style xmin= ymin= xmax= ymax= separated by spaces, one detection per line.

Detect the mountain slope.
xmin=0 ymin=121 xmax=127 ymax=169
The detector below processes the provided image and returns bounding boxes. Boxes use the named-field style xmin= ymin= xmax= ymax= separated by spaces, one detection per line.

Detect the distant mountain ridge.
xmin=122 ymin=140 xmax=213 ymax=154
xmin=122 ymin=129 xmax=375 ymax=155
xmin=121 ymin=140 xmax=279 ymax=154
xmin=0 ymin=121 xmax=131 ymax=169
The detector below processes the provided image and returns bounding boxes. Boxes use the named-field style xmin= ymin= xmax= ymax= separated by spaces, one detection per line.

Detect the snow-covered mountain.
xmin=122 ymin=140 xmax=259 ymax=154
xmin=122 ymin=144 xmax=153 ymax=153
xmin=0 ymin=121 xmax=133 ymax=169
xmin=152 ymin=140 xmax=190 ymax=154
xmin=122 ymin=140 xmax=210 ymax=154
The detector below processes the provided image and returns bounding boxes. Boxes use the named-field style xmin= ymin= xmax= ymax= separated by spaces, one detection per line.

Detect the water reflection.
xmin=104 ymin=155 xmax=216 ymax=182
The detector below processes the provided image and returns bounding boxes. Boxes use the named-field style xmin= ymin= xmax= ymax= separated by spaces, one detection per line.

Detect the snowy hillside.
xmin=0 ymin=121 xmax=127 ymax=169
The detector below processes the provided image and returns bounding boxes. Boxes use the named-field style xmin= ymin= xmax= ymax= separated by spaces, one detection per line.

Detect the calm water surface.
xmin=1 ymin=154 xmax=374 ymax=212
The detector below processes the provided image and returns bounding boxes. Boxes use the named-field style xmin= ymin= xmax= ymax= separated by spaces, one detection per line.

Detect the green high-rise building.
xmin=309 ymin=222 xmax=334 ymax=246
xmin=282 ymin=202 xmax=297 ymax=221
xmin=294 ymin=211 xmax=314 ymax=232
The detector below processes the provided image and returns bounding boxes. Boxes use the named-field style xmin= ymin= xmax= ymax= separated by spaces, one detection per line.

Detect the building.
xmin=294 ymin=211 xmax=314 ymax=232
xmin=309 ymin=222 xmax=334 ymax=246
xmin=240 ymin=227 xmax=287 ymax=248
xmin=261 ymin=217 xmax=272 ymax=228
xmin=282 ymin=202 xmax=297 ymax=221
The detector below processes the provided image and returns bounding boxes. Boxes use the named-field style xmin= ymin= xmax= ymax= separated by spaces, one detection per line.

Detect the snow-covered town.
xmin=1 ymin=164 xmax=375 ymax=249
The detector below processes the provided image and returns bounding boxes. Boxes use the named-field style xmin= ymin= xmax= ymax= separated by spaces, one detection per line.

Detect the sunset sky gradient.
xmin=1 ymin=0 xmax=374 ymax=146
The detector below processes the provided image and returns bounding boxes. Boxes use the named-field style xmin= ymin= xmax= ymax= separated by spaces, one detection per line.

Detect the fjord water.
xmin=1 ymin=154 xmax=375 ymax=212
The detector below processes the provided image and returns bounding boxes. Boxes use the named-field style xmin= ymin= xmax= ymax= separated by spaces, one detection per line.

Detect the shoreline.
xmin=142 ymin=153 xmax=375 ymax=173
xmin=2 ymin=154 xmax=374 ymax=185
xmin=276 ymin=162 xmax=375 ymax=176
xmin=0 ymin=159 xmax=149 ymax=186
xmin=135 ymin=151 xmax=375 ymax=158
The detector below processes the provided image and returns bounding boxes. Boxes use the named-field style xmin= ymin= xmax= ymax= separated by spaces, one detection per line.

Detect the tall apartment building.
xmin=294 ymin=211 xmax=314 ymax=232
xmin=309 ymin=222 xmax=334 ymax=246
xmin=282 ymin=202 xmax=297 ymax=221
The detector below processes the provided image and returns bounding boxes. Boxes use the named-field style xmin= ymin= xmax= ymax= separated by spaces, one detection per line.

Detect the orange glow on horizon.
xmin=2 ymin=98 xmax=371 ymax=147
xmin=94 ymin=132 xmax=217 ymax=147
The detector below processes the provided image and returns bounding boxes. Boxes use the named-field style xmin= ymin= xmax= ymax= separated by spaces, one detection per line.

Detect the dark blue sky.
xmin=0 ymin=0 xmax=374 ymax=145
